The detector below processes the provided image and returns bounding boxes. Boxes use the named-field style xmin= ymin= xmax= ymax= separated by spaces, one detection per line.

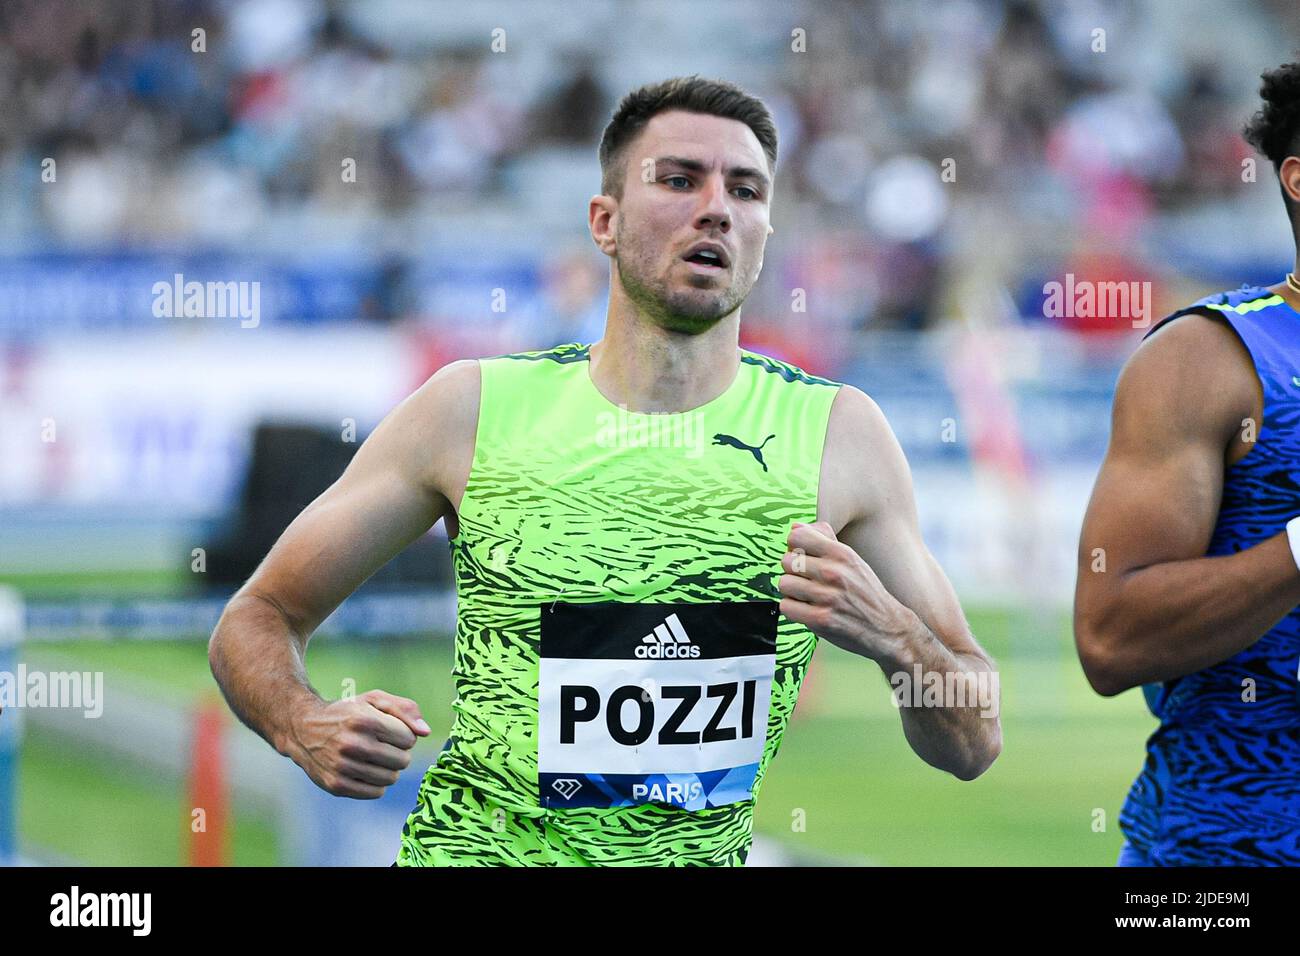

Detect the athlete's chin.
xmin=656 ymin=315 xmax=722 ymax=334
xmin=657 ymin=308 xmax=731 ymax=334
xmin=656 ymin=293 xmax=741 ymax=333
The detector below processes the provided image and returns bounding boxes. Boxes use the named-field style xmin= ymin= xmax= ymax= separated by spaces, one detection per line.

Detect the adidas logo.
xmin=551 ymin=778 xmax=582 ymax=800
xmin=634 ymin=612 xmax=701 ymax=659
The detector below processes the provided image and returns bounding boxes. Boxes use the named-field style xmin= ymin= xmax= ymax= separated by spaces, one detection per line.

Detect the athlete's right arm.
xmin=1074 ymin=315 xmax=1300 ymax=696
xmin=208 ymin=359 xmax=479 ymax=797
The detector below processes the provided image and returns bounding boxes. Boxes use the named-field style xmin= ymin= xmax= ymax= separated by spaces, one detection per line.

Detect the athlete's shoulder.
xmin=823 ymin=383 xmax=895 ymax=457
xmin=1117 ymin=297 xmax=1258 ymax=444
xmin=1184 ymin=284 xmax=1280 ymax=313
xmin=412 ymin=357 xmax=480 ymax=407
xmin=489 ymin=342 xmax=592 ymax=364
xmin=738 ymin=347 xmax=842 ymax=388
xmin=473 ymin=342 xmax=590 ymax=394
xmin=381 ymin=358 xmax=479 ymax=503
xmin=818 ymin=381 xmax=911 ymax=533
xmin=1144 ymin=285 xmax=1282 ymax=340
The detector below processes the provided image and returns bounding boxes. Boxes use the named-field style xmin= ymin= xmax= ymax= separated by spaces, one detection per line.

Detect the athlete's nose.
xmin=694 ymin=174 xmax=731 ymax=233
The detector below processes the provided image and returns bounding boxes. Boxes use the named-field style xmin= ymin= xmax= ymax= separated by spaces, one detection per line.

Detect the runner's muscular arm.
xmin=208 ymin=359 xmax=478 ymax=797
xmin=781 ymin=385 xmax=1001 ymax=781
xmin=1074 ymin=315 xmax=1300 ymax=697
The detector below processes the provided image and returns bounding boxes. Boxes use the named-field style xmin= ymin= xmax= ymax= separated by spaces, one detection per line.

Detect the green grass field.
xmin=9 ymin=601 xmax=1156 ymax=866
xmin=18 ymin=723 xmax=280 ymax=867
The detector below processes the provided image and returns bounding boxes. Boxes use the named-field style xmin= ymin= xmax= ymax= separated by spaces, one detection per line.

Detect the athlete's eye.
xmin=733 ymin=186 xmax=759 ymax=200
xmin=665 ymin=175 xmax=691 ymax=188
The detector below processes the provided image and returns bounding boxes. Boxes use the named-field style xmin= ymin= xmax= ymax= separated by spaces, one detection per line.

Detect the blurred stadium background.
xmin=2 ymin=0 xmax=1298 ymax=866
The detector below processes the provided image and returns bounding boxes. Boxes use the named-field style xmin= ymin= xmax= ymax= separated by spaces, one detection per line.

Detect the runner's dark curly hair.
xmin=1243 ymin=61 xmax=1300 ymax=232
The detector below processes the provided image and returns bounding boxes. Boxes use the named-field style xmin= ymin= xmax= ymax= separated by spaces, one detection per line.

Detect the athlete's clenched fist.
xmin=778 ymin=520 xmax=917 ymax=662
xmin=284 ymin=689 xmax=431 ymax=799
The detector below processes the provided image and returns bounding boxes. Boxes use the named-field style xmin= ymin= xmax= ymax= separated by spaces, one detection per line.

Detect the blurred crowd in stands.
xmin=2 ymin=0 xmax=1299 ymax=345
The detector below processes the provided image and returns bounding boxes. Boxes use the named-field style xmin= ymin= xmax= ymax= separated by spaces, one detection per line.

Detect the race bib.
xmin=537 ymin=601 xmax=778 ymax=811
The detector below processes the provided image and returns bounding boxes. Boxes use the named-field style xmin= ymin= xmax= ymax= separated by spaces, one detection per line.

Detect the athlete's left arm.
xmin=779 ymin=385 xmax=1002 ymax=780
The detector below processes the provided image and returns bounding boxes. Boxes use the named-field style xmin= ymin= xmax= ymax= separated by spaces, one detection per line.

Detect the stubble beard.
xmin=614 ymin=224 xmax=748 ymax=335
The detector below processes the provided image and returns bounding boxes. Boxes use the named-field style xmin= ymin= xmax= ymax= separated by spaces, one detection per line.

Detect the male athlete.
xmin=1074 ymin=63 xmax=1300 ymax=866
xmin=209 ymin=76 xmax=1001 ymax=866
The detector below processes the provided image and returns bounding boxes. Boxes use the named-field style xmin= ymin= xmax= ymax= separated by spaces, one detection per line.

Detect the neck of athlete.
xmin=1267 ymin=252 xmax=1300 ymax=311
xmin=589 ymin=273 xmax=742 ymax=415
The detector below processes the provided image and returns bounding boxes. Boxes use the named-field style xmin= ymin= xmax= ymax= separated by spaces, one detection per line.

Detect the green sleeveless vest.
xmin=400 ymin=342 xmax=842 ymax=865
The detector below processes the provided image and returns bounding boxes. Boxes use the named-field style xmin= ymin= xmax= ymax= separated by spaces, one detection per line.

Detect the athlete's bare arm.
xmin=1074 ymin=313 xmax=1300 ymax=697
xmin=208 ymin=359 xmax=479 ymax=798
xmin=780 ymin=385 xmax=1002 ymax=781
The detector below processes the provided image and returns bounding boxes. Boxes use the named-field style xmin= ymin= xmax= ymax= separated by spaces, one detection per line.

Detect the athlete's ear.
xmin=589 ymin=194 xmax=618 ymax=257
xmin=1281 ymin=155 xmax=1300 ymax=205
xmin=757 ymin=226 xmax=773 ymax=272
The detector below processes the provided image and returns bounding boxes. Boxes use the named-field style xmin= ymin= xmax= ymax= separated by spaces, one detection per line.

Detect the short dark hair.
xmin=597 ymin=75 xmax=778 ymax=199
xmin=1243 ymin=60 xmax=1300 ymax=231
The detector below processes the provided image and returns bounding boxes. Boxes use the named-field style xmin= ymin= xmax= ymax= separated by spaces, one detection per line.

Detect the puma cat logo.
xmin=712 ymin=433 xmax=777 ymax=472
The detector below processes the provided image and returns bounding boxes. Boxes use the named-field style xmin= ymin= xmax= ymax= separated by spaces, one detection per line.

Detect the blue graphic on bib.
xmin=540 ymin=764 xmax=759 ymax=810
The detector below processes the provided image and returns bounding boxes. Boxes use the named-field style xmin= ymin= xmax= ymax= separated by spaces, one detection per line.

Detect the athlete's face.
xmin=599 ymin=110 xmax=774 ymax=334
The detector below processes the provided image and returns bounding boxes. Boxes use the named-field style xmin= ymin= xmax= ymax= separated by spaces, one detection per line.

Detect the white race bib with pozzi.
xmin=537 ymin=601 xmax=777 ymax=811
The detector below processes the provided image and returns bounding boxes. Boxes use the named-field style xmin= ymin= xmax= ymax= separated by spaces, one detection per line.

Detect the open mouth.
xmin=682 ymin=245 xmax=729 ymax=271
